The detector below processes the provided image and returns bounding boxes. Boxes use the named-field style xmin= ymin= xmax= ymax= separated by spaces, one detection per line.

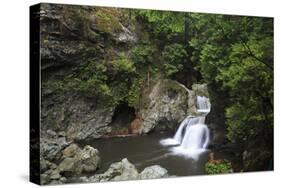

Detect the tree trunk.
xmin=147 ymin=65 xmax=150 ymax=88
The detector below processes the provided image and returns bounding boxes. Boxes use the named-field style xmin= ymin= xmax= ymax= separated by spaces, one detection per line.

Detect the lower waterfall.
xmin=160 ymin=95 xmax=211 ymax=160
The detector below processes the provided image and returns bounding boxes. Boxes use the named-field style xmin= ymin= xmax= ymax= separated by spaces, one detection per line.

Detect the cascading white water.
xmin=173 ymin=116 xmax=200 ymax=144
xmin=160 ymin=116 xmax=200 ymax=146
xmin=181 ymin=123 xmax=209 ymax=149
xmin=197 ymin=96 xmax=211 ymax=113
xmin=160 ymin=95 xmax=211 ymax=160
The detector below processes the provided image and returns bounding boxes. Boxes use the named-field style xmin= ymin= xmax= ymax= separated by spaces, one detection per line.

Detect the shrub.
xmin=205 ymin=160 xmax=233 ymax=174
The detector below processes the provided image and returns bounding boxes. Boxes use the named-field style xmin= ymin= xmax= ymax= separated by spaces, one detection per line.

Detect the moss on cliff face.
xmin=94 ymin=8 xmax=122 ymax=34
xmin=40 ymin=4 xmax=204 ymax=140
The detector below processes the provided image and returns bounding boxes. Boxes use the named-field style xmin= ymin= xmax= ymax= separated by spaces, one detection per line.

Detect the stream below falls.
xmin=81 ymin=132 xmax=210 ymax=177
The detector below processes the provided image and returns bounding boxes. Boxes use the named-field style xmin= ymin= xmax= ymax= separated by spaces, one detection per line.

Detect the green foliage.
xmin=205 ymin=160 xmax=233 ymax=174
xmin=127 ymin=78 xmax=144 ymax=107
xmin=94 ymin=8 xmax=122 ymax=33
xmin=77 ymin=77 xmax=112 ymax=99
xmin=136 ymin=10 xmax=185 ymax=34
xmin=130 ymin=43 xmax=156 ymax=66
xmin=130 ymin=43 xmax=159 ymax=81
xmin=162 ymin=43 xmax=187 ymax=77
xmin=44 ymin=53 xmax=139 ymax=107
xmin=111 ymin=53 xmax=136 ymax=74
xmin=189 ymin=15 xmax=273 ymax=171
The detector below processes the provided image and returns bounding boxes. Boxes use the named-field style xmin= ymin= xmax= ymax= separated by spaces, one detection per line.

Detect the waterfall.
xmin=173 ymin=117 xmax=200 ymax=144
xmin=160 ymin=95 xmax=211 ymax=160
xmin=197 ymin=96 xmax=211 ymax=113
xmin=181 ymin=123 xmax=209 ymax=149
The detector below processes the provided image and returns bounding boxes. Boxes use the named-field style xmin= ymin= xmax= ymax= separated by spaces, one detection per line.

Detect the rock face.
xmin=41 ymin=92 xmax=115 ymax=142
xmin=139 ymin=79 xmax=197 ymax=134
xmin=40 ymin=4 xmax=137 ymax=144
xmin=40 ymin=4 xmax=136 ymax=71
xmin=67 ymin=104 xmax=114 ymax=141
xmin=80 ymin=158 xmax=168 ymax=183
xmin=40 ymin=130 xmax=69 ymax=161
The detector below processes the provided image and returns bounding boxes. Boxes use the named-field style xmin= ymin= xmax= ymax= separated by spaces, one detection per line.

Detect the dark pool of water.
xmin=81 ymin=132 xmax=210 ymax=177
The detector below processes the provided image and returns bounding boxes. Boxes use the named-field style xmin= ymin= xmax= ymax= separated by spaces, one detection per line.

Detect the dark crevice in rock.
xmin=108 ymin=103 xmax=136 ymax=135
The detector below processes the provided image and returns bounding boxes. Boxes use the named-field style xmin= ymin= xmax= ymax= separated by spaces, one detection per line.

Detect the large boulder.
xmin=80 ymin=158 xmax=169 ymax=183
xmin=58 ymin=144 xmax=101 ymax=174
xmin=87 ymin=158 xmax=139 ymax=182
xmin=79 ymin=145 xmax=101 ymax=173
xmin=139 ymin=79 xmax=197 ymax=134
xmin=58 ymin=157 xmax=78 ymax=173
xmin=62 ymin=143 xmax=81 ymax=158
xmin=140 ymin=165 xmax=169 ymax=179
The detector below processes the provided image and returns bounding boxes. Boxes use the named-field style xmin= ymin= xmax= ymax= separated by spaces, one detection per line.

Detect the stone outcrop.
xmin=80 ymin=158 xmax=169 ymax=183
xmin=41 ymin=92 xmax=115 ymax=142
xmin=139 ymin=79 xmax=198 ymax=134
xmin=58 ymin=144 xmax=101 ymax=174
xmin=40 ymin=144 xmax=100 ymax=185
xmin=90 ymin=158 xmax=139 ymax=182
xmin=140 ymin=165 xmax=169 ymax=179
xmin=66 ymin=105 xmax=114 ymax=141
xmin=40 ymin=130 xmax=69 ymax=161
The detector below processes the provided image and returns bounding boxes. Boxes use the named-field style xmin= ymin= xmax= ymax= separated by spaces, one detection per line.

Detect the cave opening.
xmin=109 ymin=103 xmax=136 ymax=131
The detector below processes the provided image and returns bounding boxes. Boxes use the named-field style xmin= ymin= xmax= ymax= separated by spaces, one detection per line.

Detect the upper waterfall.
xmin=196 ymin=96 xmax=211 ymax=114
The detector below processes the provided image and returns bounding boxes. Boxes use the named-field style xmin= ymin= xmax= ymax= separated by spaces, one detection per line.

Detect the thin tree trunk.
xmin=147 ymin=65 xmax=150 ymax=88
